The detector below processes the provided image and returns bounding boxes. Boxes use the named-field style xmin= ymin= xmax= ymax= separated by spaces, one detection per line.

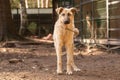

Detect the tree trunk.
xmin=0 ymin=0 xmax=18 ymax=41
xmin=19 ymin=0 xmax=28 ymax=36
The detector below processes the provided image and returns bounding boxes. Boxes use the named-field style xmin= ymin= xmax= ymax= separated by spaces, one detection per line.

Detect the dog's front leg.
xmin=66 ymin=44 xmax=73 ymax=75
xmin=55 ymin=43 xmax=63 ymax=74
xmin=66 ymin=44 xmax=80 ymax=75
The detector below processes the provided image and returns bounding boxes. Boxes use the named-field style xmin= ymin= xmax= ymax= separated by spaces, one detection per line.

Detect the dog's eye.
xmin=62 ymin=13 xmax=65 ymax=16
xmin=68 ymin=13 xmax=71 ymax=16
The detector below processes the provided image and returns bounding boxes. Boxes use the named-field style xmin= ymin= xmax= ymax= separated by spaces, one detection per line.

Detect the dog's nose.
xmin=64 ymin=20 xmax=70 ymax=24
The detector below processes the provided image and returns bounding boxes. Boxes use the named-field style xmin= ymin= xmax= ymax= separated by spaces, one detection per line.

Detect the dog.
xmin=53 ymin=7 xmax=80 ymax=75
xmin=86 ymin=14 xmax=97 ymax=39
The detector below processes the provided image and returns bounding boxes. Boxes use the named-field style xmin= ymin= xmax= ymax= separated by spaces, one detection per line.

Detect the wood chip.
xmin=9 ymin=58 xmax=23 ymax=63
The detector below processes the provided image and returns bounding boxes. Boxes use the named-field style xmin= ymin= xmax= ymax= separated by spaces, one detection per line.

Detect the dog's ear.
xmin=56 ymin=7 xmax=64 ymax=14
xmin=70 ymin=8 xmax=77 ymax=15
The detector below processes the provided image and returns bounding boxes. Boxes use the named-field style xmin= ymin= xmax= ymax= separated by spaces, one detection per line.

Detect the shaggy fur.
xmin=53 ymin=7 xmax=80 ymax=75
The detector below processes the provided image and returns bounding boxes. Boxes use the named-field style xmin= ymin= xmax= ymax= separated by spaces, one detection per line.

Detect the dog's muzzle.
xmin=64 ymin=18 xmax=70 ymax=24
xmin=64 ymin=20 xmax=70 ymax=24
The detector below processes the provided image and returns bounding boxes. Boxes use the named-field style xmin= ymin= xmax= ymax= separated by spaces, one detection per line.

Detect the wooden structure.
xmin=79 ymin=0 xmax=120 ymax=50
xmin=11 ymin=0 xmax=120 ymax=50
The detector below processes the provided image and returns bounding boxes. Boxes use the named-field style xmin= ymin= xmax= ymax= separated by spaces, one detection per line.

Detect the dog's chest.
xmin=63 ymin=28 xmax=72 ymax=36
xmin=60 ymin=26 xmax=74 ymax=39
xmin=53 ymin=22 xmax=74 ymax=42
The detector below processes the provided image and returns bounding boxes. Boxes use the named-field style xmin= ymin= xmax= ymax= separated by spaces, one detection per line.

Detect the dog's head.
xmin=56 ymin=7 xmax=77 ymax=24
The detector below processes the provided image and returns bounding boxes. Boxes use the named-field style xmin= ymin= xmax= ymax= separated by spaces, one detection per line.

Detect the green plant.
xmin=27 ymin=22 xmax=37 ymax=35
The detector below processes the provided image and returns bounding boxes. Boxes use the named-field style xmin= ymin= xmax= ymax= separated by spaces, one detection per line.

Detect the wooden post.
xmin=25 ymin=0 xmax=28 ymax=8
xmin=19 ymin=0 xmax=28 ymax=36
xmin=37 ymin=0 xmax=40 ymax=8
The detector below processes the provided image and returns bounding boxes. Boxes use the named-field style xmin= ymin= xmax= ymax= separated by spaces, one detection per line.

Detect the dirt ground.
xmin=0 ymin=40 xmax=120 ymax=80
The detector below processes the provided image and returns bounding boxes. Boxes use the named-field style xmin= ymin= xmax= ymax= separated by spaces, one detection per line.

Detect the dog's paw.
xmin=74 ymin=28 xmax=79 ymax=37
xmin=57 ymin=70 xmax=63 ymax=75
xmin=66 ymin=71 xmax=73 ymax=75
xmin=74 ymin=68 xmax=81 ymax=72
